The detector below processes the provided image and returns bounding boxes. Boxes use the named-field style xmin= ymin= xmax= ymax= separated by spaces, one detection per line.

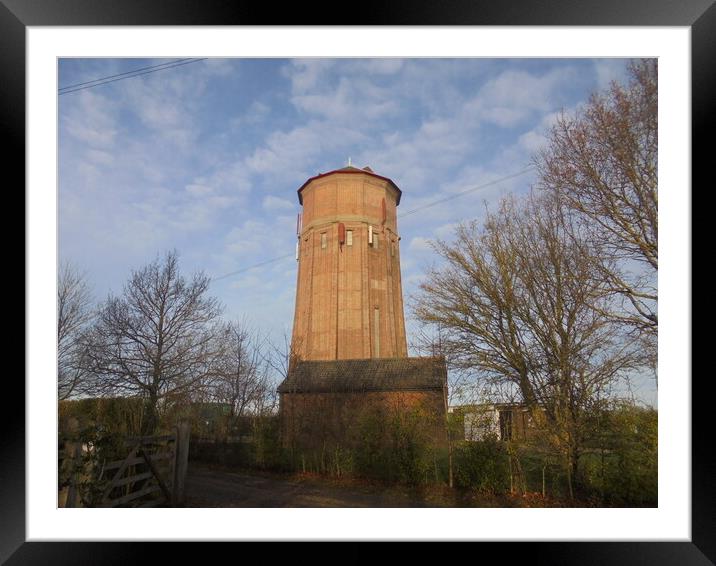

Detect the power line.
xmin=59 ymin=58 xmax=196 ymax=91
xmin=398 ymin=166 xmax=534 ymax=218
xmin=210 ymin=254 xmax=295 ymax=283
xmin=208 ymin=166 xmax=534 ymax=283
xmin=58 ymin=58 xmax=208 ymax=95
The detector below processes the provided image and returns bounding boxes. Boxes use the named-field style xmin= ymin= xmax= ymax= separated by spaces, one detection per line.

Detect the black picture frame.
xmin=8 ymin=0 xmax=706 ymax=563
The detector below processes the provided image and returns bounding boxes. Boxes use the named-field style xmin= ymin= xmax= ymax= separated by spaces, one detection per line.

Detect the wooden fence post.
xmin=172 ymin=420 xmax=191 ymax=506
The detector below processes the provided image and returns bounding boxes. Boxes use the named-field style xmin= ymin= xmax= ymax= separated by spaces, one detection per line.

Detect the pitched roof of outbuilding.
xmin=277 ymin=357 xmax=446 ymax=394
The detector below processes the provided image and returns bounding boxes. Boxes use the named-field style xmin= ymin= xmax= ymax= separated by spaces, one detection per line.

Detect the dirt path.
xmin=185 ymin=463 xmax=452 ymax=507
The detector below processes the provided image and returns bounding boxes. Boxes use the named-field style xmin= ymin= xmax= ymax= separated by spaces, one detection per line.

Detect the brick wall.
xmin=291 ymin=170 xmax=408 ymax=360
xmin=279 ymin=389 xmax=448 ymax=452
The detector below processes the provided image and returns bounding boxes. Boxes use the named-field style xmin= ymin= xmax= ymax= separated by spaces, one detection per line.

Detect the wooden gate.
xmin=100 ymin=434 xmax=175 ymax=507
xmin=61 ymin=422 xmax=190 ymax=508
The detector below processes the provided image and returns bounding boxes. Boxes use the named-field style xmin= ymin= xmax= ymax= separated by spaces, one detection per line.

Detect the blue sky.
xmin=58 ymin=57 xmax=655 ymax=404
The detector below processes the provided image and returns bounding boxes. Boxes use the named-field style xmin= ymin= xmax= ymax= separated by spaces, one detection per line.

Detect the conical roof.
xmin=296 ymin=165 xmax=402 ymax=205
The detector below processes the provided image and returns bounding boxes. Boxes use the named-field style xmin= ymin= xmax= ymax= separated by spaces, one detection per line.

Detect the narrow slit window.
xmin=373 ymin=307 xmax=380 ymax=358
xmin=321 ymin=233 xmax=327 ymax=249
xmin=346 ymin=230 xmax=353 ymax=246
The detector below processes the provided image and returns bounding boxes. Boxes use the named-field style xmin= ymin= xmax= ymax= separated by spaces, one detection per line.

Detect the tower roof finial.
xmin=348 ymin=156 xmax=352 ymax=167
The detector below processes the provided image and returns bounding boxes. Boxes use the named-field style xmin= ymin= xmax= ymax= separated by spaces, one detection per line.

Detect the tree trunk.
xmin=571 ymin=449 xmax=580 ymax=496
xmin=565 ymin=444 xmax=580 ymax=501
xmin=142 ymin=394 xmax=159 ymax=435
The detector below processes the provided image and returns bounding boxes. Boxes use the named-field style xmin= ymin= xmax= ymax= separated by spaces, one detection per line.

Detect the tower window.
xmin=346 ymin=230 xmax=353 ymax=246
xmin=321 ymin=233 xmax=327 ymax=249
xmin=373 ymin=307 xmax=380 ymax=358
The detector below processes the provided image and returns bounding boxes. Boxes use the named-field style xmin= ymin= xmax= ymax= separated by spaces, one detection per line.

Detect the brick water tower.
xmin=290 ymin=165 xmax=408 ymax=361
xmin=279 ymin=164 xmax=448 ymax=455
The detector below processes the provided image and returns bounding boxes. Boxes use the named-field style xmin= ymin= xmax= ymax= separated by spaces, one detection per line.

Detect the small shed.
xmin=460 ymin=403 xmax=539 ymax=442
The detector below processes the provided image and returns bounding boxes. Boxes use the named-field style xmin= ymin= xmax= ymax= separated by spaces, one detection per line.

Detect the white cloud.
xmin=433 ymin=222 xmax=459 ymax=239
xmin=62 ymin=90 xmax=118 ymax=148
xmin=244 ymin=121 xmax=368 ymax=182
xmin=221 ymin=216 xmax=296 ymax=266
xmin=355 ymin=58 xmax=404 ymax=74
xmin=115 ymin=58 xmax=232 ymax=152
xmin=230 ymin=100 xmax=271 ymax=129
xmin=593 ymin=59 xmax=630 ymax=90
xmin=246 ymin=100 xmax=270 ymax=122
xmin=291 ymin=77 xmax=399 ymax=122
xmin=518 ymin=129 xmax=548 ymax=154
xmin=516 ymin=106 xmax=579 ymax=160
xmin=487 ymin=107 xmax=529 ymax=128
xmin=230 ymin=274 xmax=263 ymax=289
xmin=203 ymin=58 xmax=235 ymax=76
xmin=86 ymin=148 xmax=114 ymax=166
xmin=359 ymin=115 xmax=475 ymax=192
xmin=409 ymin=236 xmax=433 ymax=253
xmin=404 ymin=272 xmax=428 ymax=287
xmin=465 ymin=66 xmax=577 ymax=128
xmin=285 ymin=59 xmax=337 ymax=93
xmin=185 ymin=183 xmax=214 ymax=196
xmin=263 ymin=195 xmax=295 ymax=212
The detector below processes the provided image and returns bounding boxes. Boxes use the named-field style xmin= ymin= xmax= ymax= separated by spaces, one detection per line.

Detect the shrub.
xmin=59 ymin=397 xmax=144 ymax=436
xmin=453 ymin=439 xmax=510 ymax=493
xmin=585 ymin=404 xmax=657 ymax=506
xmin=350 ymin=407 xmax=436 ymax=485
xmin=59 ymin=423 xmax=127 ymax=507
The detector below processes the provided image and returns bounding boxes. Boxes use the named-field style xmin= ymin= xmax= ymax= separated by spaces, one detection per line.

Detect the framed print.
xmin=8 ymin=0 xmax=708 ymax=563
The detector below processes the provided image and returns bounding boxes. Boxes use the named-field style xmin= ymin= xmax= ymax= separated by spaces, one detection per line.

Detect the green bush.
xmin=352 ymin=411 xmax=385 ymax=478
xmin=59 ymin=423 xmax=128 ymax=507
xmin=453 ymin=439 xmax=510 ymax=493
xmin=511 ymin=447 xmax=569 ymax=499
xmin=350 ymin=408 xmax=435 ymax=485
xmin=251 ymin=416 xmax=286 ymax=470
xmin=388 ymin=413 xmax=432 ymax=485
xmin=581 ymin=405 xmax=657 ymax=506
xmin=59 ymin=397 xmax=145 ymax=436
xmin=188 ymin=415 xmax=294 ymax=472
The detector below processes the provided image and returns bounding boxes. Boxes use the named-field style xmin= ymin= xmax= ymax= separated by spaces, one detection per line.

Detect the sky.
xmin=57 ymin=57 xmax=656 ymax=405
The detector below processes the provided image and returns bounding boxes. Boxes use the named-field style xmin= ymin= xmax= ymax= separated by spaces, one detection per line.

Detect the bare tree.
xmin=263 ymin=329 xmax=303 ymax=418
xmin=411 ymin=324 xmax=474 ymax=408
xmin=535 ymin=59 xmax=657 ymax=338
xmin=57 ymin=261 xmax=94 ymax=400
xmin=211 ymin=319 xmax=273 ymax=422
xmin=85 ymin=250 xmax=223 ymax=434
xmin=413 ymin=192 xmax=637 ymax=497
xmin=267 ymin=329 xmax=294 ymax=382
